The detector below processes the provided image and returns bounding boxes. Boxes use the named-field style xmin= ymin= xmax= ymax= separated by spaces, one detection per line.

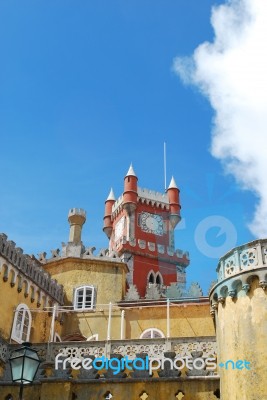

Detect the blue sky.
xmin=0 ymin=1 xmax=256 ymax=294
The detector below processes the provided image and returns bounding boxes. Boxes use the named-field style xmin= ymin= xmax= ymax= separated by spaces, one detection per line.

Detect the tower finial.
xmin=168 ymin=176 xmax=178 ymax=189
xmin=106 ymin=188 xmax=116 ymax=201
xmin=125 ymin=163 xmax=136 ymax=177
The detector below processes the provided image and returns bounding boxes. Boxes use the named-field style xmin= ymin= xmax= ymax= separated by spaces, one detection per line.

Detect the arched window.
xmin=11 ymin=304 xmax=31 ymax=343
xmin=155 ymin=272 xmax=163 ymax=285
xmin=148 ymin=273 xmax=154 ymax=283
xmin=73 ymin=285 xmax=96 ymax=311
xmin=147 ymin=271 xmax=155 ymax=286
xmin=140 ymin=328 xmax=165 ymax=339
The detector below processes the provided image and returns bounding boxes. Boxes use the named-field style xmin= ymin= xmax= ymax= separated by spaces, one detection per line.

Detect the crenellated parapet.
xmin=39 ymin=245 xmax=122 ymax=264
xmin=112 ymin=187 xmax=170 ymax=217
xmin=210 ymin=239 xmax=267 ymax=311
xmin=137 ymin=187 xmax=169 ymax=208
xmin=0 ymin=233 xmax=64 ymax=304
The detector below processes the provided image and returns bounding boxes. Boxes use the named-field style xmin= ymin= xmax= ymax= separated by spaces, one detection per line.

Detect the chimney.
xmin=68 ymin=208 xmax=86 ymax=244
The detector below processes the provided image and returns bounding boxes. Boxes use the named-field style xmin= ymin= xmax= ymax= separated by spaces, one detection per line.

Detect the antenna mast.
xmin=164 ymin=142 xmax=167 ymax=191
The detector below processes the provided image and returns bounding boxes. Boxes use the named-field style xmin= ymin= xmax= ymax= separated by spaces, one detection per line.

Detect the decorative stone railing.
xmin=210 ymin=239 xmax=267 ymax=310
xmin=0 ymin=233 xmax=64 ymax=304
xmin=1 ymin=337 xmax=217 ymax=382
xmin=216 ymin=239 xmax=267 ymax=282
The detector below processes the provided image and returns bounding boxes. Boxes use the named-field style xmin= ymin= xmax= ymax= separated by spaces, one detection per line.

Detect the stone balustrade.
xmin=216 ymin=239 xmax=267 ymax=282
xmin=1 ymin=337 xmax=217 ymax=382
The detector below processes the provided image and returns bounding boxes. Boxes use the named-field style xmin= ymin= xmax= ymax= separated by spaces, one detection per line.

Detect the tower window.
xmin=155 ymin=272 xmax=163 ymax=285
xmin=11 ymin=304 xmax=32 ymax=343
xmin=73 ymin=285 xmax=96 ymax=311
xmin=148 ymin=271 xmax=155 ymax=284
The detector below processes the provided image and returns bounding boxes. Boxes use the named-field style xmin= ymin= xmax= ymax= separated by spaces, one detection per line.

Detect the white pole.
xmin=107 ymin=302 xmax=112 ymax=340
xmin=120 ymin=310 xmax=125 ymax=339
xmin=164 ymin=142 xmax=167 ymax=191
xmin=167 ymin=298 xmax=170 ymax=338
xmin=49 ymin=305 xmax=57 ymax=342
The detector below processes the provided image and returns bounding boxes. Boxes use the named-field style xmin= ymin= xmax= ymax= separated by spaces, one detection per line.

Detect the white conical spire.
xmin=168 ymin=176 xmax=178 ymax=189
xmin=106 ymin=188 xmax=115 ymax=201
xmin=125 ymin=163 xmax=137 ymax=177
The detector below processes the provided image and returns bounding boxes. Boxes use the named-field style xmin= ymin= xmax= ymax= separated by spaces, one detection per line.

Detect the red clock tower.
xmin=103 ymin=165 xmax=189 ymax=298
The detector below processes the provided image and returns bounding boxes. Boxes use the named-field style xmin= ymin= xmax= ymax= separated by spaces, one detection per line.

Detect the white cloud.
xmin=173 ymin=0 xmax=267 ymax=238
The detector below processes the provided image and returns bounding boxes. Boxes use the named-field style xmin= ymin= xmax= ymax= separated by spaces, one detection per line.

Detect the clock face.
xmin=115 ymin=217 xmax=125 ymax=241
xmin=139 ymin=212 xmax=164 ymax=235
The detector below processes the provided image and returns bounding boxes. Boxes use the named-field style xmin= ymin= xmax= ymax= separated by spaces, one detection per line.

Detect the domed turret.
xmin=167 ymin=176 xmax=181 ymax=228
xmin=103 ymin=188 xmax=116 ymax=238
xmin=122 ymin=164 xmax=138 ymax=214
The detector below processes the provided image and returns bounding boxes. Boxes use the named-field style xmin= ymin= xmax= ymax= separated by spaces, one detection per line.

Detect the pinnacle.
xmin=125 ymin=163 xmax=137 ymax=177
xmin=168 ymin=176 xmax=178 ymax=189
xmin=106 ymin=188 xmax=116 ymax=201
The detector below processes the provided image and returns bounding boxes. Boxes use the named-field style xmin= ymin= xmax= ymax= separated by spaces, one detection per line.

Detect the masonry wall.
xmin=44 ymin=258 xmax=127 ymax=340
xmin=215 ymin=278 xmax=267 ymax=400
xmin=0 ymin=378 xmax=220 ymax=400
xmin=125 ymin=302 xmax=215 ymax=339
xmin=0 ymin=261 xmax=61 ymax=343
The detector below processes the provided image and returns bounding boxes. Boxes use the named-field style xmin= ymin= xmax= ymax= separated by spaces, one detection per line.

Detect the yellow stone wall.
xmin=38 ymin=257 xmax=215 ymax=341
xmin=215 ymin=278 xmax=267 ymax=400
xmin=0 ymin=378 xmax=220 ymax=400
xmin=0 ymin=267 xmax=62 ymax=343
xmin=44 ymin=257 xmax=128 ymax=340
xmin=125 ymin=302 xmax=215 ymax=339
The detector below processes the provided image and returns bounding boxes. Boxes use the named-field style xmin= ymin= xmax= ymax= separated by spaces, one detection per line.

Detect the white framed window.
xmin=73 ymin=285 xmax=96 ymax=311
xmin=140 ymin=328 xmax=165 ymax=339
xmin=11 ymin=304 xmax=32 ymax=343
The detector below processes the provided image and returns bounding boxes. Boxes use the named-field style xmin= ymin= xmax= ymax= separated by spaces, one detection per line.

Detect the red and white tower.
xmin=103 ymin=165 xmax=189 ymax=297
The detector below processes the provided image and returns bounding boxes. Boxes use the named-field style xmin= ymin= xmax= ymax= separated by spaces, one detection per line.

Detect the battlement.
xmin=68 ymin=208 xmax=86 ymax=218
xmin=39 ymin=243 xmax=123 ymax=264
xmin=137 ymin=187 xmax=169 ymax=204
xmin=112 ymin=187 xmax=169 ymax=216
xmin=0 ymin=233 xmax=64 ymax=304
xmin=112 ymin=195 xmax=123 ymax=214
